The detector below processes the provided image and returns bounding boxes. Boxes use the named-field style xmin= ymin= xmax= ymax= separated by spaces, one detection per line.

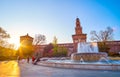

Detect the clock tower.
xmin=72 ymin=18 xmax=87 ymax=52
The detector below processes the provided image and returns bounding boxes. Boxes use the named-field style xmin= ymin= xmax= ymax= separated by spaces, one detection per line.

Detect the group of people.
xmin=17 ymin=56 xmax=40 ymax=65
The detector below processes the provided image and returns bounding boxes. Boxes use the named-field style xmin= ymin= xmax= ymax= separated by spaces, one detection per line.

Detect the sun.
xmin=8 ymin=37 xmax=20 ymax=50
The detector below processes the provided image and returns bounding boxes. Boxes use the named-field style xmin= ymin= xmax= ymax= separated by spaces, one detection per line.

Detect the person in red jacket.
xmin=32 ymin=56 xmax=35 ymax=64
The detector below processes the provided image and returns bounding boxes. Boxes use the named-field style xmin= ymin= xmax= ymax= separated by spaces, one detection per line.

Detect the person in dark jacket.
xmin=27 ymin=56 xmax=29 ymax=63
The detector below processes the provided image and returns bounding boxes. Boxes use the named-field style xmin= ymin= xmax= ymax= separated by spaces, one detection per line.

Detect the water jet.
xmin=71 ymin=42 xmax=108 ymax=62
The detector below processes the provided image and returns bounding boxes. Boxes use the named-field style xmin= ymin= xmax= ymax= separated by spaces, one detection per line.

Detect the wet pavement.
xmin=0 ymin=60 xmax=120 ymax=77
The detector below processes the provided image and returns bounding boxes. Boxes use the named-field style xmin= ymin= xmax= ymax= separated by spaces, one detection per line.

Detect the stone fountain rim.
xmin=72 ymin=52 xmax=107 ymax=54
xmin=37 ymin=60 xmax=120 ymax=71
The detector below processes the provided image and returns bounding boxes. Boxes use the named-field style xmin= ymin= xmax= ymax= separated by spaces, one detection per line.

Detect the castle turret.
xmin=19 ymin=33 xmax=33 ymax=58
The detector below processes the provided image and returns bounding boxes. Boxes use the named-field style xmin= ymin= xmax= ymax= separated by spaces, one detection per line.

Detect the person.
xmin=17 ymin=56 xmax=20 ymax=62
xmin=32 ymin=56 xmax=35 ymax=64
xmin=33 ymin=56 xmax=41 ymax=65
xmin=27 ymin=56 xmax=29 ymax=63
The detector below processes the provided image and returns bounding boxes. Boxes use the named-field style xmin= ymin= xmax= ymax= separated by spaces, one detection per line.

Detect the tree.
xmin=57 ymin=46 xmax=68 ymax=57
xmin=33 ymin=34 xmax=46 ymax=59
xmin=0 ymin=27 xmax=18 ymax=60
xmin=0 ymin=27 xmax=10 ymax=47
xmin=90 ymin=27 xmax=113 ymax=42
xmin=97 ymin=42 xmax=110 ymax=53
xmin=53 ymin=36 xmax=57 ymax=45
xmin=44 ymin=43 xmax=53 ymax=53
xmin=52 ymin=36 xmax=68 ymax=57
xmin=33 ymin=34 xmax=46 ymax=45
xmin=90 ymin=27 xmax=113 ymax=53
xmin=43 ymin=43 xmax=54 ymax=57
xmin=52 ymin=36 xmax=58 ymax=51
xmin=7 ymin=43 xmax=15 ymax=49
xmin=52 ymin=36 xmax=58 ymax=55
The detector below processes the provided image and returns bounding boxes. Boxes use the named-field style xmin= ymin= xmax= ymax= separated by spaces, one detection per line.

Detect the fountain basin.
xmin=37 ymin=60 xmax=120 ymax=71
xmin=71 ymin=52 xmax=108 ymax=62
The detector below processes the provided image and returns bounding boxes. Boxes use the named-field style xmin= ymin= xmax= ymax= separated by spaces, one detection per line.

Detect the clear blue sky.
xmin=0 ymin=0 xmax=120 ymax=46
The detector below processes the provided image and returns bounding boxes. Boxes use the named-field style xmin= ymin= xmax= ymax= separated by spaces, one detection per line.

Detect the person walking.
xmin=27 ymin=56 xmax=29 ymax=63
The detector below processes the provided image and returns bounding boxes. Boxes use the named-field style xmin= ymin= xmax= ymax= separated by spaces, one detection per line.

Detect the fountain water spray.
xmin=71 ymin=42 xmax=108 ymax=62
xmin=77 ymin=42 xmax=98 ymax=53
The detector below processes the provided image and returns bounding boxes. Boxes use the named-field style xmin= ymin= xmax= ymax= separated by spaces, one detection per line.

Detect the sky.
xmin=0 ymin=0 xmax=120 ymax=48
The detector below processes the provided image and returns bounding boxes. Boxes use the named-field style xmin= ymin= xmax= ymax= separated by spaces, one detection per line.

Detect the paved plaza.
xmin=0 ymin=60 xmax=120 ymax=77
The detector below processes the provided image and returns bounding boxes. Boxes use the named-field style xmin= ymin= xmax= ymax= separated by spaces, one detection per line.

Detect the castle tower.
xmin=20 ymin=33 xmax=33 ymax=46
xmin=72 ymin=18 xmax=87 ymax=52
xmin=19 ymin=33 xmax=33 ymax=58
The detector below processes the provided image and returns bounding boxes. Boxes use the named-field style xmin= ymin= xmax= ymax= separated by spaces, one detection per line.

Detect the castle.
xmin=20 ymin=18 xmax=120 ymax=57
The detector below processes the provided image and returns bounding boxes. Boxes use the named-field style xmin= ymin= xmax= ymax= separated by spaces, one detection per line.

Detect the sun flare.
xmin=8 ymin=37 xmax=20 ymax=50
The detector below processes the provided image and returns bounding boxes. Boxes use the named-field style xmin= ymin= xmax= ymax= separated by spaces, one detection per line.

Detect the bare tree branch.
xmin=33 ymin=34 xmax=46 ymax=45
xmin=90 ymin=27 xmax=114 ymax=42
xmin=0 ymin=27 xmax=10 ymax=47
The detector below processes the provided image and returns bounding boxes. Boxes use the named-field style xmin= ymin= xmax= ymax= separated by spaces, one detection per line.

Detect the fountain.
xmin=71 ymin=42 xmax=108 ymax=62
xmin=37 ymin=42 xmax=120 ymax=71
